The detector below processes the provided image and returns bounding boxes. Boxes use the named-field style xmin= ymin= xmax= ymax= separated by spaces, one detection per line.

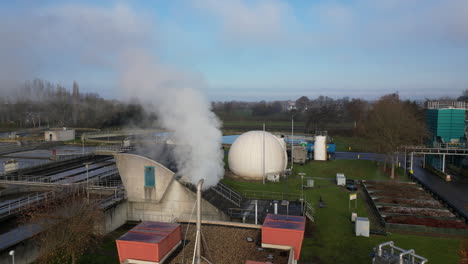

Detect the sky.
xmin=0 ymin=0 xmax=467 ymax=101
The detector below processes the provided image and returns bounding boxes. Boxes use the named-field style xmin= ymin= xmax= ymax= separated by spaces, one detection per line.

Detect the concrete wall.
xmin=44 ymin=130 xmax=75 ymax=142
xmin=0 ymin=239 xmax=39 ymax=264
xmin=115 ymin=153 xmax=228 ymax=222
xmin=102 ymin=200 xmax=128 ymax=234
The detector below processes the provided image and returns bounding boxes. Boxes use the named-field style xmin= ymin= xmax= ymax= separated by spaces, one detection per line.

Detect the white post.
xmin=9 ymin=250 xmax=14 ymax=264
xmin=442 ymin=154 xmax=446 ymax=172
xmin=410 ymin=152 xmax=414 ymax=172
xmin=274 ymin=201 xmax=278 ymax=215
xmin=263 ymin=123 xmax=266 ymax=185
xmin=254 ymin=200 xmax=258 ymax=225
xmin=291 ymin=117 xmax=294 ymax=170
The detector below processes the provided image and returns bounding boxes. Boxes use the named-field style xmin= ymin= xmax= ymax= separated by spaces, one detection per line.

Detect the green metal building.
xmin=426 ymin=108 xmax=466 ymax=144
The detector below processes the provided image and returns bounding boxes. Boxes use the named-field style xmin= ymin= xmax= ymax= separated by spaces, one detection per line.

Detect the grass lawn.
xmin=222 ymin=160 xmax=462 ymax=264
xmin=333 ymin=136 xmax=376 ymax=152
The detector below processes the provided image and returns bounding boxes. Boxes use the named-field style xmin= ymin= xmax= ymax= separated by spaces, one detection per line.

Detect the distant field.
xmin=221 ymin=120 xmax=353 ymax=134
xmin=222 ymin=160 xmax=460 ymax=264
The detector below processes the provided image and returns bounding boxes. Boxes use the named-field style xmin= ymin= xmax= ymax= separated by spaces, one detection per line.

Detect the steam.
xmin=119 ymin=51 xmax=224 ymax=188
xmin=0 ymin=3 xmax=224 ymax=188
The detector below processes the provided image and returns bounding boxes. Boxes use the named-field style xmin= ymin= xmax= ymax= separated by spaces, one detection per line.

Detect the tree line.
xmin=0 ymin=79 xmax=156 ymax=129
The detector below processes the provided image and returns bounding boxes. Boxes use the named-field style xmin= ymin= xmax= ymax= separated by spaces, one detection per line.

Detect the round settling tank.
xmin=314 ymin=136 xmax=327 ymax=161
xmin=228 ymin=131 xmax=287 ymax=180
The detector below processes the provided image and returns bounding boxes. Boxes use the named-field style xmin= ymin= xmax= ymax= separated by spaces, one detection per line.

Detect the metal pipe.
xmin=377 ymin=241 xmax=394 ymax=256
xmin=399 ymin=249 xmax=415 ymax=264
xmin=196 ymin=179 xmax=204 ymax=264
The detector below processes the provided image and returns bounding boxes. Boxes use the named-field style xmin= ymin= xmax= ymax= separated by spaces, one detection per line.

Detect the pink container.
xmin=262 ymin=214 xmax=305 ymax=260
xmin=116 ymin=221 xmax=181 ymax=263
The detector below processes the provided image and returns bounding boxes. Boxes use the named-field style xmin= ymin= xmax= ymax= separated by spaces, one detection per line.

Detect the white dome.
xmin=228 ymin=131 xmax=287 ymax=180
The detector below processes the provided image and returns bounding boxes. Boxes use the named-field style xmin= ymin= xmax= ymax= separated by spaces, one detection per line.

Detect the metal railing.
xmin=227 ymin=208 xmax=256 ymax=219
xmin=304 ymin=199 xmax=314 ymax=222
xmin=0 ymin=191 xmax=55 ymax=219
xmin=374 ymin=241 xmax=428 ymax=264
xmin=242 ymin=190 xmax=304 ymax=201
xmin=212 ymin=182 xmax=243 ymax=207
xmin=94 ymin=145 xmax=133 ymax=153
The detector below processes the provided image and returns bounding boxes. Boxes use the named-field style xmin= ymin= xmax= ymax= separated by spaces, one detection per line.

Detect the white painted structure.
xmin=314 ymin=136 xmax=327 ymax=161
xmin=114 ymin=153 xmax=227 ymax=222
xmin=336 ymin=173 xmax=346 ymax=186
xmin=44 ymin=128 xmax=75 ymax=141
xmin=228 ymin=131 xmax=287 ymax=180
xmin=355 ymin=217 xmax=370 ymax=237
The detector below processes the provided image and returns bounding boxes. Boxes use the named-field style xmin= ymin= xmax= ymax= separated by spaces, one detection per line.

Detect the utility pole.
xmin=263 ymin=123 xmax=266 ymax=184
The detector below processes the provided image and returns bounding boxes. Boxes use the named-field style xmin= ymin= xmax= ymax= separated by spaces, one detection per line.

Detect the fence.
xmin=242 ymin=190 xmax=304 ymax=201
xmin=0 ymin=191 xmax=56 ymax=220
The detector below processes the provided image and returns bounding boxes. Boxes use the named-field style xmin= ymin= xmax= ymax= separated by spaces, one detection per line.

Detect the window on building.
xmin=144 ymin=166 xmax=155 ymax=187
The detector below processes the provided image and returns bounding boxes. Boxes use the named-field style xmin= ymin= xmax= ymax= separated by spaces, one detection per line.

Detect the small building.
xmin=116 ymin=221 xmax=182 ymax=264
xmin=292 ymin=146 xmax=307 ymax=164
xmin=262 ymin=214 xmax=306 ymax=262
xmin=44 ymin=128 xmax=75 ymax=141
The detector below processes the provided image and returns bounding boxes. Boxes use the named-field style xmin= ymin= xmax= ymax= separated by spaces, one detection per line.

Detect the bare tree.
xmin=23 ymin=189 xmax=104 ymax=264
xmin=363 ymin=94 xmax=427 ymax=178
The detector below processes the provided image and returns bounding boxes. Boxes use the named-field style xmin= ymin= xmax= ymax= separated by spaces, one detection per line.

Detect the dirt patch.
xmin=375 ymin=197 xmax=443 ymax=208
xmin=379 ymin=206 xmax=455 ymax=218
xmin=167 ymin=224 xmax=289 ymax=264
xmin=369 ymin=190 xmax=431 ymax=199
xmin=385 ymin=216 xmax=467 ymax=229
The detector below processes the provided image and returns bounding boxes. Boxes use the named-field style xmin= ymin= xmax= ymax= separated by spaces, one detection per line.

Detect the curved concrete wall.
xmin=115 ymin=153 xmax=227 ymax=222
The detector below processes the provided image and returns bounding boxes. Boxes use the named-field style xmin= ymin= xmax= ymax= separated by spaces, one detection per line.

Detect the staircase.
xmin=202 ymin=182 xmax=245 ymax=215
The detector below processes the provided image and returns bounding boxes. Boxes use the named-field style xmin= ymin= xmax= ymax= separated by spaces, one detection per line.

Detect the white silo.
xmin=314 ymin=136 xmax=327 ymax=161
xmin=228 ymin=131 xmax=287 ymax=180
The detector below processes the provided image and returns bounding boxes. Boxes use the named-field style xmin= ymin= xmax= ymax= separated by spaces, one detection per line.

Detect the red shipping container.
xmin=262 ymin=214 xmax=305 ymax=260
xmin=116 ymin=221 xmax=182 ymax=263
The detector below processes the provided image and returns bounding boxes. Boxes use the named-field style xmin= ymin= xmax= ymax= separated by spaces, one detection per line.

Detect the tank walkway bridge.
xmin=83 ymin=129 xmax=169 ymax=144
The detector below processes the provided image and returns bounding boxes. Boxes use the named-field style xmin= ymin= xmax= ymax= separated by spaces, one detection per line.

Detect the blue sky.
xmin=1 ymin=0 xmax=467 ymax=101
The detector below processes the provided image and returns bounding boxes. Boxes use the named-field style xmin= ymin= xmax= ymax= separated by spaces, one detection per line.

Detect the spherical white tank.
xmin=314 ymin=136 xmax=327 ymax=161
xmin=228 ymin=131 xmax=287 ymax=180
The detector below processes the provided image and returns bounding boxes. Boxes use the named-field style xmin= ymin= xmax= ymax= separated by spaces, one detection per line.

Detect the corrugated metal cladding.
xmin=426 ymin=109 xmax=466 ymax=143
xmin=116 ymin=221 xmax=181 ymax=263
xmin=262 ymin=214 xmax=305 ymax=260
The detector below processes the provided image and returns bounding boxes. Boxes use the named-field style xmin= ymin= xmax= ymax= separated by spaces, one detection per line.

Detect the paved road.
xmin=335 ymin=151 xmax=468 ymax=219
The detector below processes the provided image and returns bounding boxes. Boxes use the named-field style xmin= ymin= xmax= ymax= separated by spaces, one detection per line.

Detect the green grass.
xmin=333 ymin=136 xmax=376 ymax=152
xmin=222 ymin=160 xmax=461 ymax=264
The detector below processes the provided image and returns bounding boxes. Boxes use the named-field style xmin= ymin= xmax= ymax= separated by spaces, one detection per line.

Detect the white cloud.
xmin=191 ymin=0 xmax=296 ymax=43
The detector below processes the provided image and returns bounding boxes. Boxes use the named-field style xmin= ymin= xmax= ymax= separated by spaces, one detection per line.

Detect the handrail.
xmin=212 ymin=182 xmax=243 ymax=207
xmin=242 ymin=190 xmax=303 ymax=201
xmin=0 ymin=191 xmax=55 ymax=219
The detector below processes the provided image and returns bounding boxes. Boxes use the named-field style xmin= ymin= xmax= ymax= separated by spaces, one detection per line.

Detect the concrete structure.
xmin=314 ymin=136 xmax=327 ymax=161
xmin=228 ymin=131 xmax=287 ymax=180
xmin=355 ymin=217 xmax=370 ymax=237
xmin=44 ymin=128 xmax=75 ymax=141
xmin=115 ymin=153 xmax=227 ymax=222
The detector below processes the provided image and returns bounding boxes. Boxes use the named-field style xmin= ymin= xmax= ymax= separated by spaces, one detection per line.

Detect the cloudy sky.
xmin=1 ymin=0 xmax=467 ymax=101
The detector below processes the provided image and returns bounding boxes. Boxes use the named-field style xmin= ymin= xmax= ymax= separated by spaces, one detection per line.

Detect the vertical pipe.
xmin=410 ymin=152 xmax=413 ymax=172
xmin=291 ymin=117 xmax=294 ymax=170
xmin=274 ymin=201 xmax=278 ymax=215
xmin=263 ymin=123 xmax=266 ymax=185
xmin=442 ymin=154 xmax=446 ymax=172
xmin=255 ymin=200 xmax=258 ymax=225
xmin=196 ymin=179 xmax=204 ymax=264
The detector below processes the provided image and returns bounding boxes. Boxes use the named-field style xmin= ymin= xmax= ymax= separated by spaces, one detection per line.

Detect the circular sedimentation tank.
xmin=228 ymin=131 xmax=287 ymax=180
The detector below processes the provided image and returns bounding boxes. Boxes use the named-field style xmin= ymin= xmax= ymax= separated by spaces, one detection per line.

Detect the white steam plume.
xmin=119 ymin=51 xmax=224 ymax=188
xmin=0 ymin=3 xmax=224 ymax=188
